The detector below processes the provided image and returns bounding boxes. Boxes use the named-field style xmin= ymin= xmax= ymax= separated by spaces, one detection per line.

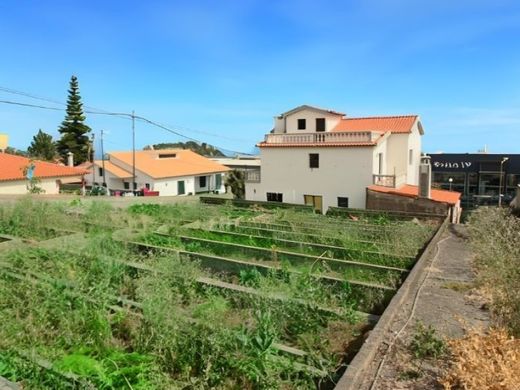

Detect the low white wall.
xmin=0 ymin=178 xmax=60 ymax=194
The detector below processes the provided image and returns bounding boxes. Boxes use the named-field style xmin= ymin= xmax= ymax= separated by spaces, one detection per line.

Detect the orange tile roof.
xmin=333 ymin=115 xmax=418 ymax=134
xmin=0 ymin=153 xmax=88 ymax=182
xmin=93 ymin=160 xmax=132 ymax=179
xmin=108 ymin=149 xmax=230 ymax=179
xmin=367 ymin=184 xmax=461 ymax=205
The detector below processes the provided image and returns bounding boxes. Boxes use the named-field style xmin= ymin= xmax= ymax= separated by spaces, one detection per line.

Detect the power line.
xmin=0 ymin=98 xmax=253 ymax=156
xmin=0 ymin=85 xmax=253 ymax=146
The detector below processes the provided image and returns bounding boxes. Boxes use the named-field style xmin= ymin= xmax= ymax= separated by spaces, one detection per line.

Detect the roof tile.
xmin=367 ymin=184 xmax=461 ymax=205
xmin=333 ymin=115 xmax=418 ymax=134
xmin=108 ymin=149 xmax=230 ymax=179
xmin=0 ymin=153 xmax=88 ymax=182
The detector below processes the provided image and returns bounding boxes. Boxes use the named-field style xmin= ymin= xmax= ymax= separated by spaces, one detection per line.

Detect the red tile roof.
xmin=333 ymin=115 xmax=418 ymax=134
xmin=0 ymin=153 xmax=89 ymax=182
xmin=367 ymin=184 xmax=461 ymax=205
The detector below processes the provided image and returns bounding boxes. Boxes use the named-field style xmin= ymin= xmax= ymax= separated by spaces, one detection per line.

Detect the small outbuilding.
xmin=367 ymin=184 xmax=462 ymax=223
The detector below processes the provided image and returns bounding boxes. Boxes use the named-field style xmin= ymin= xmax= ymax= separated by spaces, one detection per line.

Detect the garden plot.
xmin=0 ymin=199 xmax=440 ymax=389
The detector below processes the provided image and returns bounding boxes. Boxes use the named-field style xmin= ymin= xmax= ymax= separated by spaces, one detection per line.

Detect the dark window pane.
xmin=267 ymin=192 xmax=283 ymax=202
xmin=298 ymin=119 xmax=306 ymax=130
xmin=338 ymin=197 xmax=349 ymax=208
xmin=309 ymin=153 xmax=319 ymax=168
xmin=199 ymin=176 xmax=207 ymax=187
xmin=124 ymin=182 xmax=130 ymax=190
xmin=316 ymin=118 xmax=325 ymax=132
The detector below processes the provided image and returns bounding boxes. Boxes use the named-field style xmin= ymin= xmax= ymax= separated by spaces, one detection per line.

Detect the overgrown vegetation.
xmin=441 ymin=328 xmax=520 ymax=390
xmin=0 ymin=198 xmax=438 ymax=388
xmin=468 ymin=207 xmax=520 ymax=336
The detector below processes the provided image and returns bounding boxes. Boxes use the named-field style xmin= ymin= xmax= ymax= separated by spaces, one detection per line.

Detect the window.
xmin=267 ymin=192 xmax=283 ymax=202
xmin=316 ymin=118 xmax=325 ymax=132
xmin=158 ymin=153 xmax=176 ymax=159
xmin=297 ymin=119 xmax=306 ymax=130
xmin=98 ymin=167 xmax=103 ymax=177
xmin=409 ymin=149 xmax=413 ymax=165
xmin=337 ymin=197 xmax=349 ymax=208
xmin=145 ymin=183 xmax=150 ymax=190
xmin=309 ymin=153 xmax=319 ymax=168
xmin=177 ymin=180 xmax=185 ymax=195
xmin=378 ymin=153 xmax=383 ymax=175
xmin=124 ymin=182 xmax=130 ymax=190
xmin=215 ymin=174 xmax=222 ymax=188
xmin=133 ymin=182 xmax=137 ymax=190
xmin=199 ymin=176 xmax=207 ymax=187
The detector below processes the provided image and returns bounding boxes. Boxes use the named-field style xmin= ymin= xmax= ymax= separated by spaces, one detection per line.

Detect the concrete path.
xmin=0 ymin=377 xmax=18 ymax=390
xmin=357 ymin=224 xmax=490 ymax=389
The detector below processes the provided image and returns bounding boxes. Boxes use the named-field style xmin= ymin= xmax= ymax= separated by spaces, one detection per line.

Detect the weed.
xmin=410 ymin=322 xmax=445 ymax=359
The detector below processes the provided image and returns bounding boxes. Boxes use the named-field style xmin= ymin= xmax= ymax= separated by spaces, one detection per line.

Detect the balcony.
xmin=373 ymin=174 xmax=396 ymax=188
xmin=263 ymin=131 xmax=382 ymax=145
xmin=244 ymin=170 xmax=261 ymax=183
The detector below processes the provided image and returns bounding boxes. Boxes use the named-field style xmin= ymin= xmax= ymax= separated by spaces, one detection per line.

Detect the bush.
xmin=468 ymin=208 xmax=520 ymax=336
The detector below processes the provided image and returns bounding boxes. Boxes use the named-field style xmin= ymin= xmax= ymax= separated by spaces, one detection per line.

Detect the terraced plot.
xmin=0 ymin=199 xmax=440 ymax=389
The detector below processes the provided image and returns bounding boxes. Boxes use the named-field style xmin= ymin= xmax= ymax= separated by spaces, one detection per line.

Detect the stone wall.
xmin=366 ymin=189 xmax=449 ymax=216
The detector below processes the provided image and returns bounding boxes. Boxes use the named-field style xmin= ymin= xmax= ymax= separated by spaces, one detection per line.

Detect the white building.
xmin=0 ymin=152 xmax=87 ymax=194
xmin=245 ymin=105 xmax=424 ymax=212
xmin=83 ymin=149 xmax=229 ymax=196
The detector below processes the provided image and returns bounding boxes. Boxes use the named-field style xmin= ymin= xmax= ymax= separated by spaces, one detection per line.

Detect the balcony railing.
xmin=373 ymin=174 xmax=396 ymax=188
xmin=264 ymin=131 xmax=382 ymax=145
xmin=244 ymin=170 xmax=261 ymax=183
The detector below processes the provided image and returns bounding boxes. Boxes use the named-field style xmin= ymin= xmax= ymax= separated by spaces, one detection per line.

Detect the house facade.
xmin=84 ymin=149 xmax=229 ymax=196
xmin=0 ymin=152 xmax=87 ymax=194
xmin=245 ymin=105 xmax=424 ymax=212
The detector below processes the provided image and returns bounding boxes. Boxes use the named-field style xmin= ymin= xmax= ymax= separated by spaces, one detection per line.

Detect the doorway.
xmin=304 ymin=195 xmax=323 ymax=213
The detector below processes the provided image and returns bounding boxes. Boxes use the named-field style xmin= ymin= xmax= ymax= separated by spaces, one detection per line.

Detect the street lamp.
xmin=448 ymin=177 xmax=453 ymax=191
xmin=498 ymin=157 xmax=509 ymax=207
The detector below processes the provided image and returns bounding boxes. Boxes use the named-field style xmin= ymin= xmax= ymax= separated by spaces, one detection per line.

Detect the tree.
xmin=225 ymin=169 xmax=245 ymax=199
xmin=56 ymin=75 xmax=92 ymax=164
xmin=148 ymin=141 xmax=225 ymax=157
xmin=27 ymin=130 xmax=57 ymax=161
xmin=4 ymin=147 xmax=27 ymax=156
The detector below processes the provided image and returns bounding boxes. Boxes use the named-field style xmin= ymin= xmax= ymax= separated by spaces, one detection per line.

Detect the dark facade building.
xmin=429 ymin=153 xmax=520 ymax=207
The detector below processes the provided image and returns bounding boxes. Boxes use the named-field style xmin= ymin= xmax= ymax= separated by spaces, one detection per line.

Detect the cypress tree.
xmin=56 ymin=75 xmax=92 ymax=164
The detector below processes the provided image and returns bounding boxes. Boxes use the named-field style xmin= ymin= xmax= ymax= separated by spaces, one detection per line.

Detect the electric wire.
xmin=0 ymin=98 xmax=253 ymax=156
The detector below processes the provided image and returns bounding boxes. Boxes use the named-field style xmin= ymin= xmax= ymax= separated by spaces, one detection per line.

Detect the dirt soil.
xmin=361 ymin=224 xmax=490 ymax=390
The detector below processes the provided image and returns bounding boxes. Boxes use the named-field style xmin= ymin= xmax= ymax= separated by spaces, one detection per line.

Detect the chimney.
xmin=67 ymin=152 xmax=74 ymax=167
xmin=418 ymin=154 xmax=431 ymax=199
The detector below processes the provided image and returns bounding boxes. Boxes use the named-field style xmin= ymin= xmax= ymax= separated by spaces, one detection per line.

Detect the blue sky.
xmin=1 ymin=0 xmax=519 ymax=155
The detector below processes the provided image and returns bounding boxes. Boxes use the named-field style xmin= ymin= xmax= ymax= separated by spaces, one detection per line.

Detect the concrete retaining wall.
xmin=335 ymin=216 xmax=449 ymax=389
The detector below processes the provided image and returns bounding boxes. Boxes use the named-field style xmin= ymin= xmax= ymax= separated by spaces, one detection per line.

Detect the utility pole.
xmin=132 ymin=110 xmax=136 ymax=194
xmin=100 ymin=130 xmax=107 ymax=190
xmin=91 ymin=133 xmax=95 ymax=187
xmin=498 ymin=157 xmax=509 ymax=207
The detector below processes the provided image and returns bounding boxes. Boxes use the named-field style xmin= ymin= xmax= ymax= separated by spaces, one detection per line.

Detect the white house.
xmin=0 ymin=152 xmax=87 ymax=194
xmin=83 ymin=149 xmax=230 ymax=196
xmin=245 ymin=105 xmax=424 ymax=212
